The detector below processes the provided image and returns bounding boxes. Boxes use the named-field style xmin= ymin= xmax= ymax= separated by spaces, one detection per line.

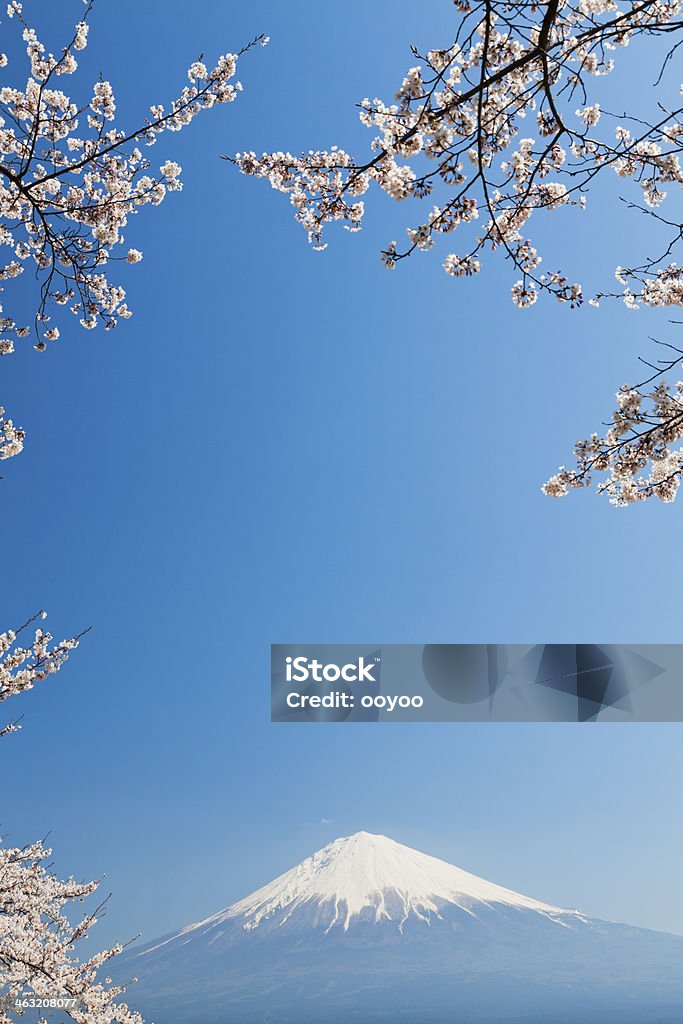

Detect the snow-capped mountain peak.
xmin=222 ymin=831 xmax=572 ymax=931
xmin=143 ymin=831 xmax=579 ymax=954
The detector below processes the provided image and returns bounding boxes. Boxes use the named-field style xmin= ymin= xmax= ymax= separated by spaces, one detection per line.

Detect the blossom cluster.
xmin=0 ymin=609 xmax=81 ymax=736
xmin=0 ymin=405 xmax=24 ymax=460
xmin=0 ymin=4 xmax=262 ymax=351
xmin=543 ymin=376 xmax=683 ymax=506
xmin=235 ymin=0 xmax=683 ymax=309
xmin=607 ymin=262 xmax=683 ymax=311
xmin=0 ymin=839 xmax=143 ymax=1024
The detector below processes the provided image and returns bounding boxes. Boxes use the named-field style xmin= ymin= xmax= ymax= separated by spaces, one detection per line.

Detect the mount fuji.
xmin=120 ymin=832 xmax=683 ymax=1023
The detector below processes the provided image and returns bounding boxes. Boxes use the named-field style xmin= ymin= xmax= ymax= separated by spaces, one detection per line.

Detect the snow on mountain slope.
xmin=141 ymin=831 xmax=583 ymax=955
xmin=216 ymin=831 xmax=576 ymax=930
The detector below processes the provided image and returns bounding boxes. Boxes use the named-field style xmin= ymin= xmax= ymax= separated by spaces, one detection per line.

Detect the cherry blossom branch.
xmin=0 ymin=2 xmax=266 ymax=470
xmin=544 ymin=338 xmax=683 ymax=505
xmin=231 ymin=0 xmax=683 ymax=504
xmin=0 ymin=610 xmax=87 ymax=736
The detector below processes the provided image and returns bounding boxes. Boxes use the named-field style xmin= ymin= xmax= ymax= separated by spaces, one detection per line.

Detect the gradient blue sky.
xmin=2 ymin=0 xmax=683 ymax=953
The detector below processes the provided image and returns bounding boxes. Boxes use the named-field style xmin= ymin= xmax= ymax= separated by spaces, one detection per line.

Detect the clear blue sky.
xmin=1 ymin=0 xmax=682 ymax=954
